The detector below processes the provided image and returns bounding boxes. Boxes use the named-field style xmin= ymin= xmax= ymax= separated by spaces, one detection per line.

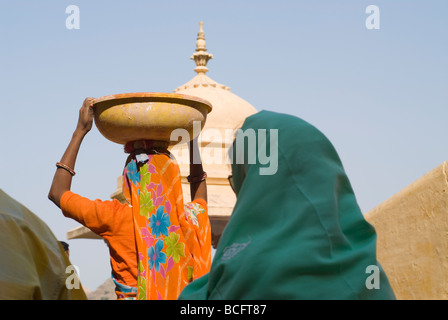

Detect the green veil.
xmin=179 ymin=110 xmax=395 ymax=299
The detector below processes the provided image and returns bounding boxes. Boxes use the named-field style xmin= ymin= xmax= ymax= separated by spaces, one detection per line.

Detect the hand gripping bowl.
xmin=92 ymin=92 xmax=212 ymax=146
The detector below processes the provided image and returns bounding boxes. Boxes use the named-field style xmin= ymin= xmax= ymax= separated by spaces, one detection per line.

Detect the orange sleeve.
xmin=60 ymin=191 xmax=127 ymax=237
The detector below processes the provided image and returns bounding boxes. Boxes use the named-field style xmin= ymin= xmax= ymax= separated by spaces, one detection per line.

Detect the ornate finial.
xmin=190 ymin=21 xmax=213 ymax=74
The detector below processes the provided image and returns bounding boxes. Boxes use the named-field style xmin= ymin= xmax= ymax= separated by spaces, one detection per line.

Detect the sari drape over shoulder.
xmin=122 ymin=149 xmax=211 ymax=300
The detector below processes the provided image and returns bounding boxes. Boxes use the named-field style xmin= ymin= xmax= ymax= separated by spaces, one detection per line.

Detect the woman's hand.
xmin=75 ymin=97 xmax=95 ymax=135
xmin=48 ymin=97 xmax=96 ymax=208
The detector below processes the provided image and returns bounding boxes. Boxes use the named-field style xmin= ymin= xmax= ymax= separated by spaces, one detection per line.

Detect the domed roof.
xmin=174 ymin=22 xmax=257 ymax=133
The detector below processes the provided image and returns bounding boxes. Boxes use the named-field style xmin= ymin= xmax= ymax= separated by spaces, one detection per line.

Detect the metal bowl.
xmin=93 ymin=92 xmax=212 ymax=145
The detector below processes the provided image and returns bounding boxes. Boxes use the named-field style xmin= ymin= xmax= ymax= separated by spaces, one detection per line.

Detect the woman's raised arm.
xmin=48 ymin=97 xmax=95 ymax=208
xmin=187 ymin=137 xmax=207 ymax=203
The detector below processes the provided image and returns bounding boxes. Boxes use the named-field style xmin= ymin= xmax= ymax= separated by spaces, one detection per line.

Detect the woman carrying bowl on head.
xmin=49 ymin=98 xmax=211 ymax=300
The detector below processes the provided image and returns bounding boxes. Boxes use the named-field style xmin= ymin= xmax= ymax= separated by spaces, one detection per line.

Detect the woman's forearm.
xmin=188 ymin=138 xmax=207 ymax=202
xmin=48 ymin=98 xmax=94 ymax=208
xmin=48 ymin=129 xmax=87 ymax=207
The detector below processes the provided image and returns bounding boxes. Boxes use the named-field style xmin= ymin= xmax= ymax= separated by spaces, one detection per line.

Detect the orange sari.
xmin=122 ymin=145 xmax=211 ymax=300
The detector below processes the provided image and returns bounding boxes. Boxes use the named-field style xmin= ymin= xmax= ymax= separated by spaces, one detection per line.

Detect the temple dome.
xmin=174 ymin=22 xmax=257 ymax=136
xmin=174 ymin=75 xmax=257 ymax=133
xmin=171 ymin=22 xmax=257 ymax=246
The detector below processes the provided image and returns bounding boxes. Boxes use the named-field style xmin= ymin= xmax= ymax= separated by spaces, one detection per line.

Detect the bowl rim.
xmin=92 ymin=92 xmax=212 ymax=114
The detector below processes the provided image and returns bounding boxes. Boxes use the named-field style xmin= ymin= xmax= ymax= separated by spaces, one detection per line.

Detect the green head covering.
xmin=179 ymin=110 xmax=395 ymax=300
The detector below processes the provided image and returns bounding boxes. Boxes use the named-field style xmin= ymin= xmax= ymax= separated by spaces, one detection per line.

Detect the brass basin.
xmin=93 ymin=92 xmax=212 ymax=145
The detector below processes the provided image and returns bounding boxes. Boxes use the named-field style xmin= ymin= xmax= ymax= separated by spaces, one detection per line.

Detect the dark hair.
xmin=60 ymin=241 xmax=69 ymax=251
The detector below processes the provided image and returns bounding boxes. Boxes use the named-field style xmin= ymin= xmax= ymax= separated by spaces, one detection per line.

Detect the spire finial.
xmin=190 ymin=21 xmax=213 ymax=74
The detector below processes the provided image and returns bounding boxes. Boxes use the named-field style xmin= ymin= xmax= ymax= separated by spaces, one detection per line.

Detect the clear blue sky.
xmin=1 ymin=1 xmax=447 ymax=291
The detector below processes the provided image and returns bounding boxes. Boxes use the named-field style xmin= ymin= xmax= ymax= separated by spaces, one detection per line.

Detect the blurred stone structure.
xmin=365 ymin=161 xmax=448 ymax=299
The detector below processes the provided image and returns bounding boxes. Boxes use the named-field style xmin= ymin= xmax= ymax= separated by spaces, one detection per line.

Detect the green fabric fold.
xmin=180 ymin=110 xmax=395 ymax=300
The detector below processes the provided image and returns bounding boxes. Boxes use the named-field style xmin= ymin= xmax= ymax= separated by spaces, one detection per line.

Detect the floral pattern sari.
xmin=122 ymin=147 xmax=211 ymax=300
